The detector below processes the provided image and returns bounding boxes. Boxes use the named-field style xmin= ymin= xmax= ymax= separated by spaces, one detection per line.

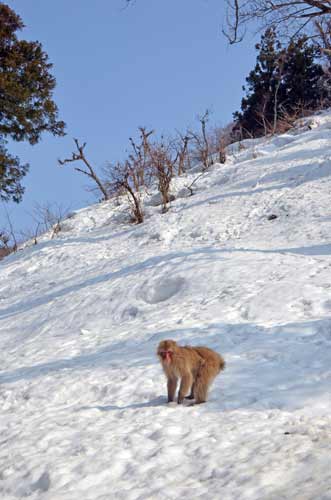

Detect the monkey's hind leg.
xmin=193 ymin=381 xmax=209 ymax=404
xmin=194 ymin=367 xmax=216 ymax=404
xmin=185 ymin=383 xmax=195 ymax=400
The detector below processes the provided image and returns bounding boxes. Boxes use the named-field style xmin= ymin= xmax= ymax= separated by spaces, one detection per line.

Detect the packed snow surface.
xmin=1 ymin=112 xmax=331 ymax=499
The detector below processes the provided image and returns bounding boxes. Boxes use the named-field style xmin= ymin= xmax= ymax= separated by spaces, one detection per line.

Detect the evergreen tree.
xmin=282 ymin=38 xmax=325 ymax=108
xmin=234 ymin=29 xmax=326 ymax=137
xmin=0 ymin=141 xmax=28 ymax=203
xmin=0 ymin=3 xmax=65 ymax=203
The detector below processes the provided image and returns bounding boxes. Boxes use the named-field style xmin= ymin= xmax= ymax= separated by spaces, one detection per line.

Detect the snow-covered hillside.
xmin=1 ymin=112 xmax=331 ymax=500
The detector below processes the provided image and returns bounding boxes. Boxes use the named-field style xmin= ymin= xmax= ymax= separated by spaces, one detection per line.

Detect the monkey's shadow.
xmin=79 ymin=396 xmax=167 ymax=412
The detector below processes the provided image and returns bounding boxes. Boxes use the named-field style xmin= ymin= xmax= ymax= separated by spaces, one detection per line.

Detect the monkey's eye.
xmin=160 ymin=350 xmax=173 ymax=359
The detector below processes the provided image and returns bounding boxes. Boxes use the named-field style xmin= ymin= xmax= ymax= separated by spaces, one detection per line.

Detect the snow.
xmin=1 ymin=110 xmax=331 ymax=499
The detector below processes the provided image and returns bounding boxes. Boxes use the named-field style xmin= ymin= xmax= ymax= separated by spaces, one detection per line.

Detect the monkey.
xmin=157 ymin=339 xmax=225 ymax=404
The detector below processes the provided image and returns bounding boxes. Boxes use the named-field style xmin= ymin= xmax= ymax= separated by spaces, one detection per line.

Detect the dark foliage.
xmin=0 ymin=141 xmax=28 ymax=202
xmin=234 ymin=29 xmax=327 ymax=137
xmin=0 ymin=3 xmax=65 ymax=202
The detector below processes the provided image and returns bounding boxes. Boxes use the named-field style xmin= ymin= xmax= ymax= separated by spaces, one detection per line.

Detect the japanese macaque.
xmin=157 ymin=339 xmax=225 ymax=404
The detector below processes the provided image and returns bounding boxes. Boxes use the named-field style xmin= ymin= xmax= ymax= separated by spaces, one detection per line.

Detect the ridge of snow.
xmin=1 ymin=111 xmax=331 ymax=499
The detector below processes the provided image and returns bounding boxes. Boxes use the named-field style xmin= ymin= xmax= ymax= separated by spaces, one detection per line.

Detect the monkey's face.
xmin=157 ymin=340 xmax=177 ymax=365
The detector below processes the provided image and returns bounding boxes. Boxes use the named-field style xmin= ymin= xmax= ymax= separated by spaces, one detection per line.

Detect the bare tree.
xmin=208 ymin=123 xmax=235 ymax=164
xmin=0 ymin=206 xmax=19 ymax=258
xmin=104 ymin=161 xmax=144 ymax=223
xmin=0 ymin=229 xmax=11 ymax=259
xmin=216 ymin=135 xmax=227 ymax=164
xmin=30 ymin=202 xmax=71 ymax=239
xmin=255 ymin=98 xmax=273 ymax=136
xmin=142 ymin=130 xmax=177 ymax=212
xmin=128 ymin=127 xmax=154 ymax=188
xmin=188 ymin=110 xmax=214 ymax=171
xmin=1 ymin=205 xmax=18 ymax=252
xmin=256 ymin=100 xmax=315 ymax=135
xmin=173 ymin=132 xmax=191 ymax=176
xmin=272 ymin=51 xmax=287 ymax=133
xmin=315 ymin=18 xmax=331 ymax=104
xmin=224 ymin=0 xmax=331 ymax=44
xmin=315 ymin=17 xmax=331 ymax=54
xmin=20 ymin=223 xmax=41 ymax=246
xmin=59 ymin=139 xmax=109 ymax=201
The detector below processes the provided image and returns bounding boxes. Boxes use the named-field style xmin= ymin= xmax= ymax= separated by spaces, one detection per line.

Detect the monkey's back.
xmin=179 ymin=346 xmax=204 ymax=375
xmin=192 ymin=346 xmax=225 ymax=373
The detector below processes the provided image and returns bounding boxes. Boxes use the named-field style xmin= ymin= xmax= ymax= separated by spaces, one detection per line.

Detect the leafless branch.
xmin=29 ymin=202 xmax=72 ymax=239
xmin=188 ymin=110 xmax=215 ymax=171
xmin=59 ymin=139 xmax=109 ymax=201
xmin=224 ymin=0 xmax=331 ymax=43
xmin=2 ymin=205 xmax=18 ymax=252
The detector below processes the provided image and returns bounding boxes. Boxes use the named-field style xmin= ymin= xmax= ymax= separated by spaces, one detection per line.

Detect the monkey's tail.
xmin=219 ymin=356 xmax=226 ymax=372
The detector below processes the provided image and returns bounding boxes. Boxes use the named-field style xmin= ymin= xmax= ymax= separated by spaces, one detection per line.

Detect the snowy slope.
xmin=1 ymin=112 xmax=331 ymax=500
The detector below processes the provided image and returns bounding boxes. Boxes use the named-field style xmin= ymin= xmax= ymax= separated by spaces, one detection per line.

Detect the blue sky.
xmin=1 ymin=0 xmax=258 ymax=234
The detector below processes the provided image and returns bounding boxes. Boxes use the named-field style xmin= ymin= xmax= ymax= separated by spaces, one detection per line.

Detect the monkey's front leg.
xmin=177 ymin=374 xmax=193 ymax=404
xmin=167 ymin=377 xmax=178 ymax=403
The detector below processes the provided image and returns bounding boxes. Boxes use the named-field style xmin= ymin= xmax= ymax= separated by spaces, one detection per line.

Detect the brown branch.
xmin=59 ymin=139 xmax=109 ymax=201
xmin=224 ymin=0 xmax=331 ymax=42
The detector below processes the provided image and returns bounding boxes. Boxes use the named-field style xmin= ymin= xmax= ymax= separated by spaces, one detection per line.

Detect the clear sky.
xmin=1 ymin=0 xmax=258 ymax=234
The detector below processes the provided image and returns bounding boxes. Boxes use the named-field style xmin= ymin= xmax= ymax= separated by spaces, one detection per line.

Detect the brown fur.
xmin=157 ymin=339 xmax=225 ymax=404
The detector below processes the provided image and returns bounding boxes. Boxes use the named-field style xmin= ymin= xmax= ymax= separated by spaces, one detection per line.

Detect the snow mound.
xmin=141 ymin=276 xmax=186 ymax=304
